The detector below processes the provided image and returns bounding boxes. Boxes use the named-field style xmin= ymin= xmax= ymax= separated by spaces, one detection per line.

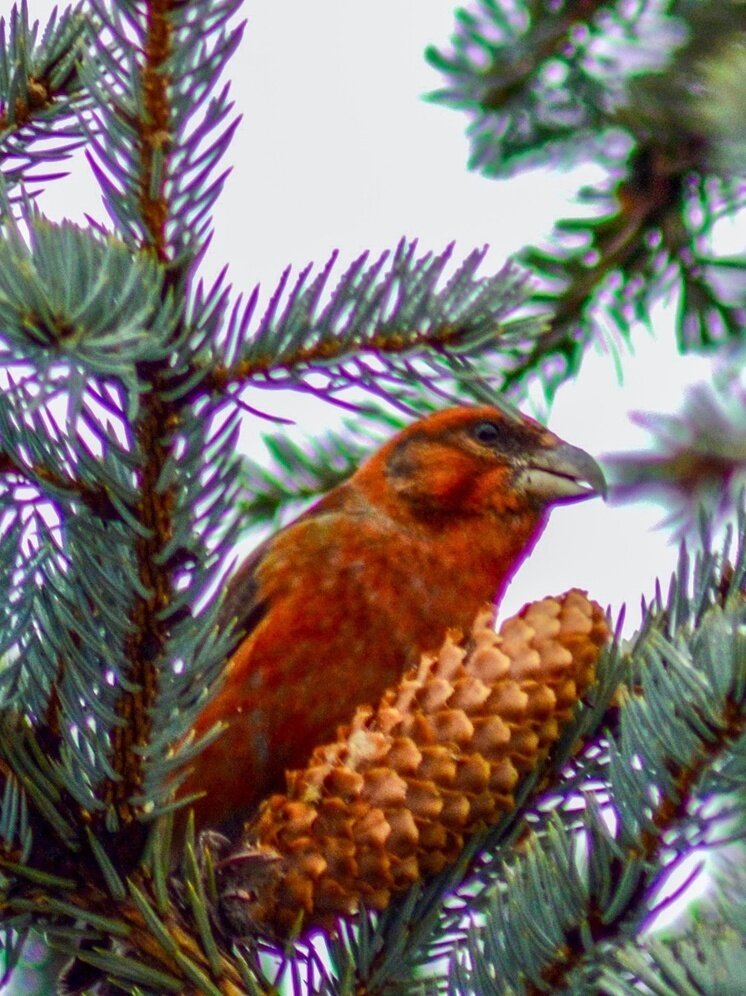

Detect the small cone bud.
xmin=217 ymin=590 xmax=608 ymax=939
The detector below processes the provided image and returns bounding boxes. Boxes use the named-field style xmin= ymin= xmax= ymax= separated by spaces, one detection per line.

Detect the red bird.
xmin=181 ymin=406 xmax=605 ymax=834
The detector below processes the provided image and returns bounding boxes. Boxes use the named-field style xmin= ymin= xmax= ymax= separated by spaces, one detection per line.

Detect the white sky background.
xmin=30 ymin=0 xmax=717 ymax=626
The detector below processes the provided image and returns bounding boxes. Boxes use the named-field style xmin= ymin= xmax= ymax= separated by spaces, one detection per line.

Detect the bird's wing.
xmin=215 ymin=484 xmax=359 ymax=650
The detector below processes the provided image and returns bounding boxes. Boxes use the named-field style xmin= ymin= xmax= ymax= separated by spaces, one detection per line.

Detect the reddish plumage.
xmin=180 ymin=406 xmax=605 ymax=834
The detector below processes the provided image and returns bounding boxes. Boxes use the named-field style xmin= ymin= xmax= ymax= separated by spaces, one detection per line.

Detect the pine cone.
xmin=217 ymin=590 xmax=609 ymax=939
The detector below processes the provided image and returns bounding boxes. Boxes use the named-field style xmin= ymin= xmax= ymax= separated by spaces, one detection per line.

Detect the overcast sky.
xmin=29 ymin=0 xmax=717 ymax=627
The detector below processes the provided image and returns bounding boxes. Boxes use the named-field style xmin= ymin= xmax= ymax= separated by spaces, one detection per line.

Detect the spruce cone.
xmin=217 ymin=590 xmax=608 ymax=939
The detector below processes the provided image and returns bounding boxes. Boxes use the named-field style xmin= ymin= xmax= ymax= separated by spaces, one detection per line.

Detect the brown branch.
xmin=104 ymin=1 xmax=179 ymax=834
xmin=0 ymin=20 xmax=85 ymax=134
xmin=138 ymin=0 xmax=173 ymax=261
xmin=481 ymin=0 xmax=611 ymax=111
xmin=503 ymin=137 xmax=706 ymax=392
xmin=0 ymin=77 xmax=51 ymax=131
xmin=0 ymin=450 xmax=118 ymax=520
xmin=205 ymin=323 xmax=492 ymax=396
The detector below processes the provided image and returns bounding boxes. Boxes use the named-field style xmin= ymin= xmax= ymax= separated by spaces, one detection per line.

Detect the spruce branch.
xmin=0 ymin=785 xmax=264 ymax=994
xmin=606 ymin=914 xmax=746 ymax=996
xmin=1 ymin=866 xmax=251 ymax=995
xmin=0 ymin=212 xmax=175 ymax=380
xmin=502 ymin=139 xmax=706 ymax=395
xmin=426 ymin=0 xmax=671 ymax=174
xmin=204 ymin=241 xmax=544 ymax=408
xmin=0 ymin=1 xmax=89 ymax=197
xmin=429 ymin=1 xmax=746 ymax=399
xmin=45 ymin=0 xmax=248 ymax=841
xmin=60 ymin=0 xmax=243 ymax=837
xmin=503 ymin=150 xmax=746 ymax=396
xmin=0 ymin=446 xmax=118 ymax=522
xmin=428 ymin=1 xmax=746 ymax=176
xmin=83 ymin=0 xmax=243 ymax=264
xmin=0 ymin=0 xmax=247 ymax=874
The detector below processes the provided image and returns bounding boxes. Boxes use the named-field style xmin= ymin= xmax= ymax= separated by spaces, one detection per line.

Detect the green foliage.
xmin=82 ymin=0 xmax=244 ymax=262
xmin=429 ymin=0 xmax=746 ymax=398
xmin=0 ymin=212 xmax=174 ymax=380
xmin=427 ymin=0 xmax=746 ymax=177
xmin=211 ymin=241 xmax=547 ymax=413
xmin=0 ymin=0 xmax=743 ymax=993
xmin=607 ymin=916 xmax=746 ymax=996
xmin=0 ymin=0 xmax=88 ymax=198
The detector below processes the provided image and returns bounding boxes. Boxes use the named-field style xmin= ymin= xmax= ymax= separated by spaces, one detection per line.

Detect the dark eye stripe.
xmin=469 ymin=416 xmax=543 ymax=454
xmin=472 ymin=421 xmax=502 ymax=445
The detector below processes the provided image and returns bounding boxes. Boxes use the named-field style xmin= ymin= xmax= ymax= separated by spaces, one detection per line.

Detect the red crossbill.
xmin=181 ymin=405 xmax=605 ymax=834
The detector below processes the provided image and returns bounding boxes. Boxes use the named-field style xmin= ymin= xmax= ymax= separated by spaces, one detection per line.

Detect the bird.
xmin=179 ymin=405 xmax=606 ymax=836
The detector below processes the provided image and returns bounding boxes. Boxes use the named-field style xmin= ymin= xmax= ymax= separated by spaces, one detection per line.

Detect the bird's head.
xmin=356 ymin=405 xmax=606 ymax=524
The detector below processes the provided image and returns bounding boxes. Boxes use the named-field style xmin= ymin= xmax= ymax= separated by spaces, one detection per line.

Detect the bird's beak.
xmin=518 ymin=442 xmax=608 ymax=505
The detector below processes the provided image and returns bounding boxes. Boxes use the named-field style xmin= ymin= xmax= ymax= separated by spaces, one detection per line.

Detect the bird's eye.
xmin=472 ymin=421 xmax=502 ymax=445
